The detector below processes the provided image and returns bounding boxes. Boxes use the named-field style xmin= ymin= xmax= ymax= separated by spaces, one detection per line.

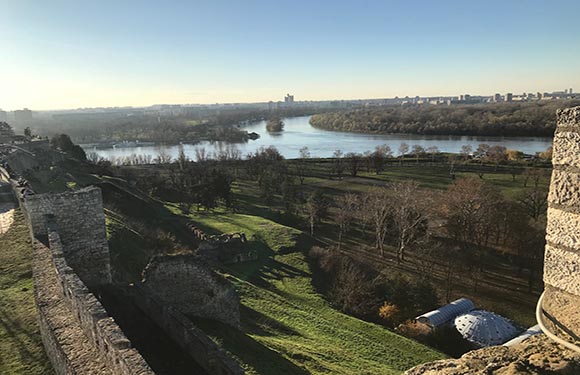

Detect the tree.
xmin=365 ymin=187 xmax=392 ymax=256
xmin=296 ymin=146 xmax=310 ymax=184
xmin=460 ymin=145 xmax=472 ymax=161
xmin=177 ymin=144 xmax=189 ymax=170
xmin=305 ymin=190 xmax=327 ymax=236
xmin=517 ymin=186 xmax=548 ymax=221
xmin=24 ymin=127 xmax=32 ymax=138
xmin=334 ymin=193 xmax=360 ymax=250
xmin=398 ymin=142 xmax=409 ymax=163
xmin=444 ymin=177 xmax=501 ymax=246
xmin=425 ymin=146 xmax=439 ymax=163
xmin=266 ymin=117 xmax=284 ymax=132
xmin=332 ymin=149 xmax=344 ymax=179
xmin=389 ymin=181 xmax=429 ymax=263
xmin=378 ymin=302 xmax=401 ymax=327
xmin=154 ymin=149 xmax=172 ymax=164
xmin=475 ymin=143 xmax=490 ymax=164
xmin=345 ymin=152 xmax=361 ymax=177
xmin=411 ymin=144 xmax=424 ymax=163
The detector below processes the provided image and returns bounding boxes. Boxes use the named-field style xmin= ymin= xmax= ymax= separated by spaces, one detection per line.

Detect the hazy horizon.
xmin=2 ymin=0 xmax=580 ymax=111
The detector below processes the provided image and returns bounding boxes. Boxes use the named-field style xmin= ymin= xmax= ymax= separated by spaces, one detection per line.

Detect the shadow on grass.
xmin=193 ymin=314 xmax=309 ymax=375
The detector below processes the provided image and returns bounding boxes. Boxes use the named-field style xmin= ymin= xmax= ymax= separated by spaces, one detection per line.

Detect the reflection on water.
xmin=83 ymin=116 xmax=553 ymax=161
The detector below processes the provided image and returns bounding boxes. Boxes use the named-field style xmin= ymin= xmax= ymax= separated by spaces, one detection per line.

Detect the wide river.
xmin=84 ymin=115 xmax=553 ymax=160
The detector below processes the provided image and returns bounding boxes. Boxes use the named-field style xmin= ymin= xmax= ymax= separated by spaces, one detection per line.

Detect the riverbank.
xmin=82 ymin=116 xmax=553 ymax=162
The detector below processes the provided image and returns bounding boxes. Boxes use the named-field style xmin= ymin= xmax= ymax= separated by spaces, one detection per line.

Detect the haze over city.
xmin=2 ymin=0 xmax=580 ymax=110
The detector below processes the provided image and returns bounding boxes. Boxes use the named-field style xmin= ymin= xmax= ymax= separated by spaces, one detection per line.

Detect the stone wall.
xmin=142 ymin=254 xmax=240 ymax=327
xmin=130 ymin=283 xmax=244 ymax=375
xmin=24 ymin=186 xmax=111 ymax=287
xmin=542 ymin=106 xmax=580 ymax=340
xmin=32 ymin=221 xmax=153 ymax=374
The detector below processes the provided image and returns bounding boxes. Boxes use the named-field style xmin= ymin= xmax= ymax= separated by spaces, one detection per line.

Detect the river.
xmin=82 ymin=115 xmax=553 ymax=160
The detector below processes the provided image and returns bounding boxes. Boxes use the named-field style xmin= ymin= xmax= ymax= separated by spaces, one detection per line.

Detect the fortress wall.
xmin=23 ymin=186 xmax=111 ymax=287
xmin=130 ymin=283 xmax=244 ymax=375
xmin=542 ymin=106 xmax=580 ymax=339
xmin=3 ymin=180 xmax=155 ymax=375
xmin=142 ymin=254 xmax=240 ymax=328
xmin=31 ymin=220 xmax=154 ymax=375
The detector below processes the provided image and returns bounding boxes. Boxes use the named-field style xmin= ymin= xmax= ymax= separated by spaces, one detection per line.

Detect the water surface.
xmin=84 ymin=116 xmax=553 ymax=160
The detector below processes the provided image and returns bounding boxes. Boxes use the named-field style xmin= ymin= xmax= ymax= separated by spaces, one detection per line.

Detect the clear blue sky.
xmin=1 ymin=0 xmax=579 ymax=110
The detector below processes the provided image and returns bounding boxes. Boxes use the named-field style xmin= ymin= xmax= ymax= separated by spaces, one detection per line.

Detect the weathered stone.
xmin=24 ymin=187 xmax=111 ymax=287
xmin=404 ymin=335 xmax=580 ymax=375
xmin=557 ymin=107 xmax=580 ymax=129
xmin=544 ymin=245 xmax=580 ymax=296
xmin=553 ymin=132 xmax=580 ymax=168
xmin=546 ymin=207 xmax=580 ymax=251
xmin=142 ymin=254 xmax=240 ymax=327
xmin=542 ymin=285 xmax=580 ymax=342
xmin=549 ymin=169 xmax=580 ymax=208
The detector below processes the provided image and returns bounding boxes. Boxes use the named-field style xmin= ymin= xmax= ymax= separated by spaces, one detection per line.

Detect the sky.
xmin=1 ymin=0 xmax=580 ymax=111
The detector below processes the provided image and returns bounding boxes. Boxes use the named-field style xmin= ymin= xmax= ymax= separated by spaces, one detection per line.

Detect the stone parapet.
xmin=543 ymin=106 xmax=580 ymax=340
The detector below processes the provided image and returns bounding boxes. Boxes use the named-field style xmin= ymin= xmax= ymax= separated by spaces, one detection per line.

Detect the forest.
xmin=309 ymin=100 xmax=580 ymax=137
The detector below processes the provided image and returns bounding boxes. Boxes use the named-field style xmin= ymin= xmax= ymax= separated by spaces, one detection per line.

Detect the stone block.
xmin=549 ymin=169 xmax=580 ymax=208
xmin=544 ymin=245 xmax=580 ymax=295
xmin=546 ymin=207 xmax=580 ymax=250
xmin=558 ymin=107 xmax=580 ymax=129
xmin=553 ymin=132 xmax=580 ymax=168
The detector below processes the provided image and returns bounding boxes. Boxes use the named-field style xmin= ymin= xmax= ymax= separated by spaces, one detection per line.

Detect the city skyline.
xmin=2 ymin=0 xmax=580 ymax=111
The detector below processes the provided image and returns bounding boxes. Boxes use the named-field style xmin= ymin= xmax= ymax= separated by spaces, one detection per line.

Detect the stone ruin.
xmin=1 ymin=163 xmax=245 ymax=374
xmin=142 ymin=253 xmax=241 ymax=327
xmin=187 ymin=221 xmax=258 ymax=264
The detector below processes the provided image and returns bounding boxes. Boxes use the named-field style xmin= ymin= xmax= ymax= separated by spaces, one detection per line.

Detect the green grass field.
xmin=0 ymin=209 xmax=53 ymax=375
xmin=171 ymin=206 xmax=444 ymax=374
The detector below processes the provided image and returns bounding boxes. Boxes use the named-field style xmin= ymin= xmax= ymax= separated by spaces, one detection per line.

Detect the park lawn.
xmin=0 ymin=209 xmax=53 ymax=375
xmin=175 ymin=206 xmax=444 ymax=374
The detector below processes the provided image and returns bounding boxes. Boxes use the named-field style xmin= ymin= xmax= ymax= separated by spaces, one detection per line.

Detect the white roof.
xmin=416 ymin=298 xmax=475 ymax=328
xmin=454 ymin=310 xmax=520 ymax=347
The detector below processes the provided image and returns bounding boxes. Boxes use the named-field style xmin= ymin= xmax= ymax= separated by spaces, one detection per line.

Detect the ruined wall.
xmin=130 ymin=283 xmax=244 ymax=375
xmin=24 ymin=186 xmax=111 ymax=287
xmin=142 ymin=254 xmax=240 ymax=327
xmin=542 ymin=106 xmax=580 ymax=340
xmin=31 ymin=221 xmax=154 ymax=374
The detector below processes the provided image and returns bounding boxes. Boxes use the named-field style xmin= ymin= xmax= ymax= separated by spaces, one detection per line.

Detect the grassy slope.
xmin=0 ymin=209 xmax=53 ymax=375
xmin=170 ymin=205 xmax=444 ymax=374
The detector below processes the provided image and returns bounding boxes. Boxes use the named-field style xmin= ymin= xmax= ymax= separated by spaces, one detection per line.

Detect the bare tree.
xmin=365 ymin=187 xmax=392 ymax=256
xmin=195 ymin=147 xmax=207 ymax=162
xmin=345 ymin=152 xmax=361 ymax=177
xmin=460 ymin=145 xmax=472 ymax=161
xmin=398 ymin=142 xmax=409 ymax=164
xmin=389 ymin=181 xmax=429 ymax=263
xmin=425 ymin=146 xmax=439 ymax=164
xmin=517 ymin=186 xmax=548 ymax=221
xmin=411 ymin=145 xmax=424 ymax=163
xmin=177 ymin=144 xmax=189 ymax=170
xmin=305 ymin=191 xmax=327 ymax=236
xmin=333 ymin=149 xmax=345 ymax=179
xmin=296 ymin=146 xmax=310 ymax=184
xmin=154 ymin=149 xmax=172 ymax=164
xmin=335 ymin=193 xmax=360 ymax=250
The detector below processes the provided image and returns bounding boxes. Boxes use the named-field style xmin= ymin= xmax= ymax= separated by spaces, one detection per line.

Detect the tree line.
xmin=309 ymin=100 xmax=580 ymax=137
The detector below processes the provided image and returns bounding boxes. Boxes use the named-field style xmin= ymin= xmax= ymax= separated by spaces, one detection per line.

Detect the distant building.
xmin=284 ymin=93 xmax=294 ymax=104
xmin=494 ymin=93 xmax=502 ymax=102
xmin=571 ymin=88 xmax=574 ymax=94
xmin=0 ymin=109 xmax=7 ymax=122
xmin=14 ymin=108 xmax=33 ymax=123
xmin=505 ymin=93 xmax=513 ymax=102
